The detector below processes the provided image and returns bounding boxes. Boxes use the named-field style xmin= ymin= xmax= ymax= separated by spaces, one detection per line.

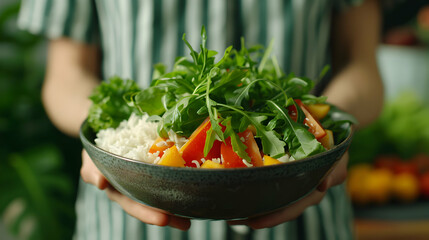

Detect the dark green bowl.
xmin=80 ymin=120 xmax=352 ymax=220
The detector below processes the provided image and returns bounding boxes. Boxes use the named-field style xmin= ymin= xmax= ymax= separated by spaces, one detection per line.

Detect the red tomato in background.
xmin=393 ymin=161 xmax=420 ymax=177
xmin=419 ymin=172 xmax=429 ymax=199
xmin=374 ymin=155 xmax=401 ymax=172
xmin=411 ymin=153 xmax=429 ymax=174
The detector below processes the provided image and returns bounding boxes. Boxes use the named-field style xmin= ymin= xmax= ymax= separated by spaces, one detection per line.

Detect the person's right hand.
xmin=80 ymin=150 xmax=191 ymax=231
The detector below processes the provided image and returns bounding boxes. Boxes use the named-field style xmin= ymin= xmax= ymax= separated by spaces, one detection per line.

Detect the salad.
xmin=87 ymin=27 xmax=355 ymax=168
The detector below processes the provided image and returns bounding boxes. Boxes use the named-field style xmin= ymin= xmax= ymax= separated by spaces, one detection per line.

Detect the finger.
xmin=330 ymin=152 xmax=349 ymax=186
xmin=80 ymin=150 xmax=109 ymax=190
xmin=229 ymin=190 xmax=325 ymax=229
xmin=168 ymin=215 xmax=192 ymax=231
xmin=105 ymin=187 xmax=191 ymax=231
xmin=317 ymin=152 xmax=349 ymax=192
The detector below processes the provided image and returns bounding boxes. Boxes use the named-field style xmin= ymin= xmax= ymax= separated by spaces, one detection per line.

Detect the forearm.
xmin=325 ymin=0 xmax=384 ymax=129
xmin=43 ymin=38 xmax=100 ymax=137
xmin=323 ymin=60 xmax=384 ymax=129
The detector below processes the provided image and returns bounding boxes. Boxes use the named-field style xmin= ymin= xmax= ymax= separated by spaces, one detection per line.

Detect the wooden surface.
xmin=354 ymin=219 xmax=429 ymax=240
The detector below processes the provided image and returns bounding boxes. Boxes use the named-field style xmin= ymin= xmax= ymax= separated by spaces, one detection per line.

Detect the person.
xmin=18 ymin=0 xmax=384 ymax=239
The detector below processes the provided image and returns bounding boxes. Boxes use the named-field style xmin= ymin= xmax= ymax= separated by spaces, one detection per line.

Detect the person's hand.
xmin=228 ymin=152 xmax=349 ymax=229
xmin=80 ymin=150 xmax=191 ymax=231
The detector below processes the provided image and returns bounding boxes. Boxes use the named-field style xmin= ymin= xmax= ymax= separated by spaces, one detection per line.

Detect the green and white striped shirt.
xmin=19 ymin=0 xmax=361 ymax=239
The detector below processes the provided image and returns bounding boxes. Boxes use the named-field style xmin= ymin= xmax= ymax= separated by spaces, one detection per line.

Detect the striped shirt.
xmin=18 ymin=0 xmax=361 ymax=239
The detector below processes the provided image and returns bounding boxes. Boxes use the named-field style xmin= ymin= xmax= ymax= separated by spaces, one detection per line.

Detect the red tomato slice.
xmin=221 ymin=129 xmax=263 ymax=168
xmin=179 ymin=118 xmax=223 ymax=167
xmin=420 ymin=172 xmax=429 ymax=199
xmin=221 ymin=139 xmax=245 ymax=168
xmin=295 ymin=100 xmax=326 ymax=139
xmin=287 ymin=104 xmax=298 ymax=122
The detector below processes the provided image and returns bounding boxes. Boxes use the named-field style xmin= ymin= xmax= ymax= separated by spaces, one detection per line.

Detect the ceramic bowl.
xmin=80 ymin=121 xmax=352 ymax=220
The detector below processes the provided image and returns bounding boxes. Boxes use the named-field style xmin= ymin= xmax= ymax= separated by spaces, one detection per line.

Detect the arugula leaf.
xmin=301 ymin=94 xmax=328 ymax=105
xmin=321 ymin=105 xmax=357 ymax=144
xmin=285 ymin=76 xmax=314 ymax=98
xmin=217 ymin=103 xmax=286 ymax=158
xmin=222 ymin=117 xmax=251 ymax=163
xmin=87 ymin=77 xmax=141 ymax=132
xmin=267 ymin=100 xmax=325 ymax=159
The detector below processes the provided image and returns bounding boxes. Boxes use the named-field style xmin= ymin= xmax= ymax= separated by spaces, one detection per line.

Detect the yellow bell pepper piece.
xmin=319 ymin=129 xmax=334 ymax=150
xmin=263 ymin=155 xmax=282 ymax=166
xmin=201 ymin=160 xmax=225 ymax=169
xmin=157 ymin=145 xmax=186 ymax=167
xmin=306 ymin=104 xmax=330 ymax=120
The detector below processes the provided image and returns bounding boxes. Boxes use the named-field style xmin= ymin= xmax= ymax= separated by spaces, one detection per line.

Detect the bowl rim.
xmin=80 ymin=119 xmax=354 ymax=172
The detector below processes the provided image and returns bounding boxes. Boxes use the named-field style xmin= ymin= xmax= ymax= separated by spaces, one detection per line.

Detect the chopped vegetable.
xmin=157 ymin=146 xmax=186 ymax=167
xmin=221 ymin=129 xmax=263 ymax=168
xmin=149 ymin=137 xmax=175 ymax=157
xmin=306 ymin=103 xmax=330 ymax=120
xmin=179 ymin=118 xmax=223 ymax=166
xmin=201 ymin=160 xmax=225 ymax=169
xmin=296 ymin=100 xmax=326 ymax=140
xmin=319 ymin=129 xmax=334 ymax=150
xmin=263 ymin=155 xmax=282 ymax=166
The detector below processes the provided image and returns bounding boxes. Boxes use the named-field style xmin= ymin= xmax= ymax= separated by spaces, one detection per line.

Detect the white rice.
xmin=95 ymin=113 xmax=161 ymax=163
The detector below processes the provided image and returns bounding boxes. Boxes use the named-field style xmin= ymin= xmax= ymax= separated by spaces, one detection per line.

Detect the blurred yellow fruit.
xmin=347 ymin=164 xmax=373 ymax=205
xmin=365 ymin=169 xmax=393 ymax=204
xmin=392 ymin=173 xmax=420 ymax=203
xmin=349 ymin=164 xmax=373 ymax=178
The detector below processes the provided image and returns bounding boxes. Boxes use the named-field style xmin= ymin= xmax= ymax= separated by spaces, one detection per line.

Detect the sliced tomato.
xmin=221 ymin=129 xmax=263 ymax=168
xmin=287 ymin=104 xmax=298 ymax=122
xmin=296 ymin=100 xmax=326 ymax=139
xmin=306 ymin=103 xmax=330 ymax=120
xmin=179 ymin=118 xmax=223 ymax=167
xmin=221 ymin=139 xmax=245 ymax=168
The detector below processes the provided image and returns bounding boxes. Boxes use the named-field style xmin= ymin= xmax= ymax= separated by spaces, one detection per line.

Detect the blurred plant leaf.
xmin=349 ymin=92 xmax=429 ymax=165
xmin=1 ymin=145 xmax=72 ymax=239
xmin=0 ymin=1 xmax=81 ymax=239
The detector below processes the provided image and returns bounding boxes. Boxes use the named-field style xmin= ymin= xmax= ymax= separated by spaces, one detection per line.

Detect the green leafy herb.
xmin=88 ymin=26 xmax=355 ymax=161
xmin=267 ymin=100 xmax=325 ymax=159
xmin=222 ymin=117 xmax=251 ymax=162
xmin=88 ymin=77 xmax=141 ymax=132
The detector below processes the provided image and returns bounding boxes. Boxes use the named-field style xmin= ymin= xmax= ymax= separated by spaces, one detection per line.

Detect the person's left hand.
xmin=228 ymin=152 xmax=349 ymax=229
xmin=80 ymin=150 xmax=191 ymax=231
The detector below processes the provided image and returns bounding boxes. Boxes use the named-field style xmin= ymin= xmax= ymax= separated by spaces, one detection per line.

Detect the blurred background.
xmin=0 ymin=1 xmax=82 ymax=239
xmin=0 ymin=0 xmax=429 ymax=239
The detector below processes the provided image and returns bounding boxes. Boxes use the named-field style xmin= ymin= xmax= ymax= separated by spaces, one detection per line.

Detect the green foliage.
xmin=90 ymin=27 xmax=352 ymax=161
xmin=267 ymin=101 xmax=325 ymax=159
xmin=88 ymin=77 xmax=141 ymax=132
xmin=349 ymin=92 xmax=429 ymax=165
xmin=0 ymin=1 xmax=80 ymax=239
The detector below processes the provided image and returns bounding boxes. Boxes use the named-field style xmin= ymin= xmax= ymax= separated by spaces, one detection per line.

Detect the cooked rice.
xmin=95 ymin=113 xmax=160 ymax=163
